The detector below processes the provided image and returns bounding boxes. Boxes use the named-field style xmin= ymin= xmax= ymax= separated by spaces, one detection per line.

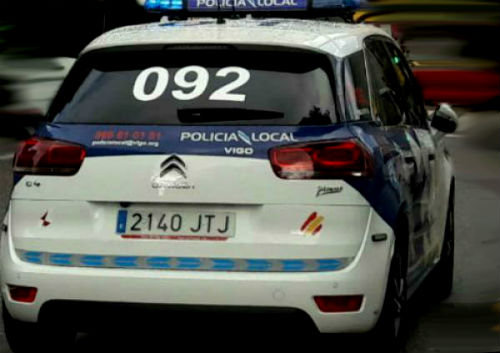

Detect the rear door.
xmin=382 ymin=40 xmax=439 ymax=276
xmin=364 ymin=38 xmax=433 ymax=281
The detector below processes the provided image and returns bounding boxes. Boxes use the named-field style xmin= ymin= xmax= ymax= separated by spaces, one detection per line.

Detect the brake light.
xmin=14 ymin=137 xmax=86 ymax=176
xmin=269 ymin=140 xmax=373 ymax=179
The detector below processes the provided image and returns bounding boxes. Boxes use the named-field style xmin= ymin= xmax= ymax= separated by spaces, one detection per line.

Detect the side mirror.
xmin=431 ymin=103 xmax=458 ymax=134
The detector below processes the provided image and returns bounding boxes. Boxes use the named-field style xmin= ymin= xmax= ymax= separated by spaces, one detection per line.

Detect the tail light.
xmin=14 ymin=137 xmax=86 ymax=176
xmin=269 ymin=140 xmax=373 ymax=179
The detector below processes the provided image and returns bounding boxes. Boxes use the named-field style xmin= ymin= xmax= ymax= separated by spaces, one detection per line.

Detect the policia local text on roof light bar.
xmin=141 ymin=0 xmax=361 ymax=14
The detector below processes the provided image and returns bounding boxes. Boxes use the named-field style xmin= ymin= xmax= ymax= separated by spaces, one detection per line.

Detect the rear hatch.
xmin=11 ymin=45 xmax=371 ymax=270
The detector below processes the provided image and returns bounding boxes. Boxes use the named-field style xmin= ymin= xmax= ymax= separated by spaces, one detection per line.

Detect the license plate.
xmin=116 ymin=209 xmax=235 ymax=238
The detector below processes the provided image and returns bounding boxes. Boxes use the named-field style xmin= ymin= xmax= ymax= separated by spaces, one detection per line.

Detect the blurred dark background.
xmin=356 ymin=0 xmax=500 ymax=108
xmin=0 ymin=0 xmax=159 ymax=58
xmin=0 ymin=0 xmax=161 ymax=133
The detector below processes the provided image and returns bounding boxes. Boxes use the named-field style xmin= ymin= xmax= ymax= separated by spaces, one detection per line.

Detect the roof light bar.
xmin=143 ymin=0 xmax=360 ymax=15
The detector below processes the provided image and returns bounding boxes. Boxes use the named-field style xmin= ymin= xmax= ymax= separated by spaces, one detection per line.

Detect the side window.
xmin=383 ymin=42 xmax=428 ymax=128
xmin=344 ymin=51 xmax=371 ymax=121
xmin=365 ymin=40 xmax=404 ymax=126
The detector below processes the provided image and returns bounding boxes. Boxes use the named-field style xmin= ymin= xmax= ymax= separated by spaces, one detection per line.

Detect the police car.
xmin=1 ymin=0 xmax=457 ymax=350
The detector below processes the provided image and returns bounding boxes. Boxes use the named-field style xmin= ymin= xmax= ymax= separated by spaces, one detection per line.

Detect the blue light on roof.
xmin=145 ymin=0 xmax=183 ymax=11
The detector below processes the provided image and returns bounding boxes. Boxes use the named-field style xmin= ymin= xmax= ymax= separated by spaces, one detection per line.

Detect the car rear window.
xmin=48 ymin=45 xmax=339 ymax=126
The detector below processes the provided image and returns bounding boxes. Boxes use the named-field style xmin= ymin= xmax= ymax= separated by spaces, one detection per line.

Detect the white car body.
xmin=1 ymin=18 xmax=454 ymax=336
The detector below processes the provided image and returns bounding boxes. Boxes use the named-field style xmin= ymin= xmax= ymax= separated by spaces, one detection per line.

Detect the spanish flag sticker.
xmin=300 ymin=212 xmax=324 ymax=236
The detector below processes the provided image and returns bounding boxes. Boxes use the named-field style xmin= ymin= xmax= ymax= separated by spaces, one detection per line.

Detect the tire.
xmin=368 ymin=219 xmax=409 ymax=353
xmin=2 ymin=302 xmax=76 ymax=353
xmin=431 ymin=188 xmax=455 ymax=301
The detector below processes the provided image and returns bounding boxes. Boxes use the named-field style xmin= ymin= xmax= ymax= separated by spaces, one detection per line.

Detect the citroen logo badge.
xmin=160 ymin=155 xmax=187 ymax=179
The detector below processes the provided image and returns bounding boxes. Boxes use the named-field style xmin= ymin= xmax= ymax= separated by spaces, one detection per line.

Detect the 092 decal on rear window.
xmin=133 ymin=66 xmax=250 ymax=102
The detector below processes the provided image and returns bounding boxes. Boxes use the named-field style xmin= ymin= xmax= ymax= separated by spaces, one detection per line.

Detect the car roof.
xmin=83 ymin=18 xmax=392 ymax=58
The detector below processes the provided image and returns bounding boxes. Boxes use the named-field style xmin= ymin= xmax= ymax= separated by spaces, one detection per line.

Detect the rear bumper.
xmin=37 ymin=300 xmax=320 ymax=332
xmin=1 ymin=209 xmax=394 ymax=334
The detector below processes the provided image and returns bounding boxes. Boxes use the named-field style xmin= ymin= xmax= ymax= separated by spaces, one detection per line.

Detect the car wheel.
xmin=431 ymin=190 xmax=455 ymax=301
xmin=372 ymin=252 xmax=408 ymax=352
xmin=2 ymin=302 xmax=76 ymax=353
xmin=367 ymin=219 xmax=408 ymax=353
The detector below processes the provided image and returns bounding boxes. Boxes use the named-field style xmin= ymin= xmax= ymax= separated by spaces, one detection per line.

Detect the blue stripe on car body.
xmin=18 ymin=250 xmax=352 ymax=273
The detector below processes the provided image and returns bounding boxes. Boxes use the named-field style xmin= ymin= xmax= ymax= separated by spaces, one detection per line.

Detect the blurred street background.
xmin=0 ymin=0 xmax=499 ymax=351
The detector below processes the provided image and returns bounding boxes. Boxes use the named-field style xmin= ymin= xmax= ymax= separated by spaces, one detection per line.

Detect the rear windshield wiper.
xmin=177 ymin=108 xmax=284 ymax=123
